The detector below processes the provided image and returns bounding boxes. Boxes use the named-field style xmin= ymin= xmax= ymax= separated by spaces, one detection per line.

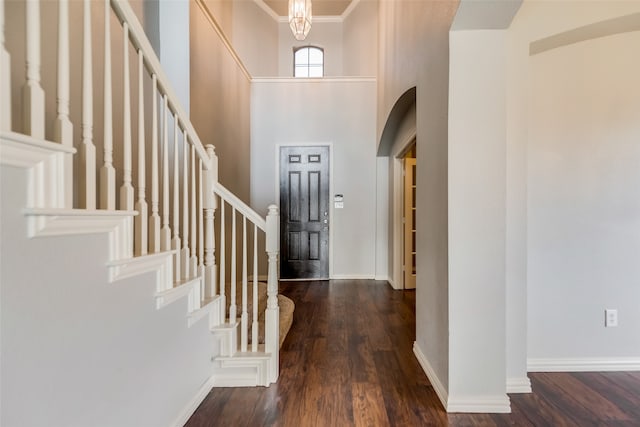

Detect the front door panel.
xmin=280 ymin=146 xmax=330 ymax=279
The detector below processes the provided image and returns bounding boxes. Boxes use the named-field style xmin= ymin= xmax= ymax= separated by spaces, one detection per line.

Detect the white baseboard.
xmin=506 ymin=376 xmax=532 ymax=393
xmin=331 ymin=274 xmax=375 ymax=280
xmin=446 ymin=395 xmax=511 ymax=413
xmin=528 ymin=357 xmax=640 ymax=372
xmin=170 ymin=375 xmax=215 ymax=427
xmin=413 ymin=342 xmax=512 ymax=413
xmin=413 ymin=342 xmax=448 ymax=410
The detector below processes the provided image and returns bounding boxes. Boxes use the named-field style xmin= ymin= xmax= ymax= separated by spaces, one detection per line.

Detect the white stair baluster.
xmin=134 ymin=49 xmax=147 ymax=256
xmin=218 ymin=199 xmax=226 ymax=323
xmin=229 ymin=207 xmax=237 ymax=323
xmin=149 ymin=75 xmax=160 ymax=253
xmin=120 ymin=23 xmax=134 ymax=211
xmin=1 ymin=0 xmax=11 ymax=131
xmin=80 ymin=0 xmax=96 ymax=210
xmin=198 ymin=158 xmax=205 ymax=291
xmin=53 ymin=0 xmax=73 ymax=208
xmin=181 ymin=131 xmax=190 ymax=280
xmin=22 ymin=0 xmax=45 ymax=139
xmin=241 ymin=216 xmax=248 ymax=352
xmin=190 ymin=144 xmax=198 ymax=277
xmin=252 ymin=223 xmax=258 ymax=352
xmin=172 ymin=117 xmax=181 ymax=282
xmin=99 ymin=0 xmax=115 ymax=210
xmin=160 ymin=95 xmax=171 ymax=251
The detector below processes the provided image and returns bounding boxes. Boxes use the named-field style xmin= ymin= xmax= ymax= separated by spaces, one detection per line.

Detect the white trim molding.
xmin=413 ymin=342 xmax=448 ymax=411
xmin=331 ymin=274 xmax=375 ymax=280
xmin=528 ymin=357 xmax=640 ymax=372
xmin=506 ymin=376 xmax=532 ymax=394
xmin=446 ymin=395 xmax=511 ymax=414
xmin=170 ymin=375 xmax=216 ymax=427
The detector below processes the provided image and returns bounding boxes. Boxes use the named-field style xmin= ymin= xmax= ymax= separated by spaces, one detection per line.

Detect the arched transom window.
xmin=294 ymin=46 xmax=324 ymax=78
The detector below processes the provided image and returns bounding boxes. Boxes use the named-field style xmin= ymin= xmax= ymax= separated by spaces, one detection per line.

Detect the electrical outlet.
xmin=605 ymin=309 xmax=618 ymax=327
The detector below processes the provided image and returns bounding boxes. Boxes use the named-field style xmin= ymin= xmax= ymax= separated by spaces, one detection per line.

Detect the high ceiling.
xmin=263 ymin=0 xmax=353 ymax=17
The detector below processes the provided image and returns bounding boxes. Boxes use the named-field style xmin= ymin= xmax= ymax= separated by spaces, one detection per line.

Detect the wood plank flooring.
xmin=186 ymin=280 xmax=640 ymax=427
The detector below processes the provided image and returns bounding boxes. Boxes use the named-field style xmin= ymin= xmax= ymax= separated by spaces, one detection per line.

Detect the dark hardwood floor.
xmin=186 ymin=280 xmax=640 ymax=427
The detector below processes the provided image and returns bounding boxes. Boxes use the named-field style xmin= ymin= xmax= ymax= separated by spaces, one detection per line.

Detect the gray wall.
xmin=190 ymin=1 xmax=252 ymax=202
xmin=378 ymin=0 xmax=459 ymax=394
xmin=343 ymin=0 xmax=378 ymax=76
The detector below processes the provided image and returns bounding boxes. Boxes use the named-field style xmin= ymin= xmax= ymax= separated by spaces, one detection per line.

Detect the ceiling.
xmin=263 ymin=0 xmax=353 ymax=17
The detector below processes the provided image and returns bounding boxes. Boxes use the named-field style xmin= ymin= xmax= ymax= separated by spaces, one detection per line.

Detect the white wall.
xmin=250 ymin=79 xmax=377 ymax=278
xmin=278 ymin=21 xmax=344 ymax=77
xmin=505 ymin=0 xmax=640 ymax=373
xmin=1 ymin=166 xmax=215 ymax=427
xmin=448 ymin=29 xmax=508 ymax=407
xmin=527 ymin=30 xmax=640 ymax=362
xmin=158 ymin=0 xmax=191 ymax=113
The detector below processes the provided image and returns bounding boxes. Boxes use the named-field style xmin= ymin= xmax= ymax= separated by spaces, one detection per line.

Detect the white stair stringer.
xmin=0 ymin=131 xmax=74 ymax=209
xmin=211 ymin=322 xmax=239 ymax=357
xmin=212 ymin=352 xmax=273 ymax=387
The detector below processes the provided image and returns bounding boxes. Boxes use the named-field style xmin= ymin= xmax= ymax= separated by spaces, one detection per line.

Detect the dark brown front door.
xmin=279 ymin=146 xmax=330 ymax=279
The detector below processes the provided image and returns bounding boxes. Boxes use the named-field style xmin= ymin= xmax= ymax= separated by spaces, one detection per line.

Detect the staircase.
xmin=0 ymin=1 xmax=289 ymax=425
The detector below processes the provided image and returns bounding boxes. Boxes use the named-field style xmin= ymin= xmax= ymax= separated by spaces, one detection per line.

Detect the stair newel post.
xmin=181 ymin=131 xmax=190 ymax=280
xmin=265 ymin=204 xmax=280 ymax=382
xmin=1 ymin=0 xmax=11 ymax=132
xmin=22 ymin=0 xmax=45 ymax=139
xmin=134 ymin=49 xmax=147 ymax=256
xmin=160 ymin=95 xmax=171 ymax=251
xmin=149 ymin=75 xmax=160 ymax=253
xmin=171 ymin=117 xmax=181 ymax=283
xmin=120 ymin=23 xmax=134 ymax=212
xmin=80 ymin=0 xmax=96 ymax=210
xmin=53 ymin=0 xmax=73 ymax=208
xmin=203 ymin=144 xmax=218 ymax=301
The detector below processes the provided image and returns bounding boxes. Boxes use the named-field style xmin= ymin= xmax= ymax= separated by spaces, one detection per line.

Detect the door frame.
xmin=391 ymin=133 xmax=416 ymax=290
xmin=275 ymin=143 xmax=334 ymax=279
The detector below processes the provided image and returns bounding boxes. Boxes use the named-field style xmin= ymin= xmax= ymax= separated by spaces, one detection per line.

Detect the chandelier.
xmin=288 ymin=0 xmax=312 ymax=41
